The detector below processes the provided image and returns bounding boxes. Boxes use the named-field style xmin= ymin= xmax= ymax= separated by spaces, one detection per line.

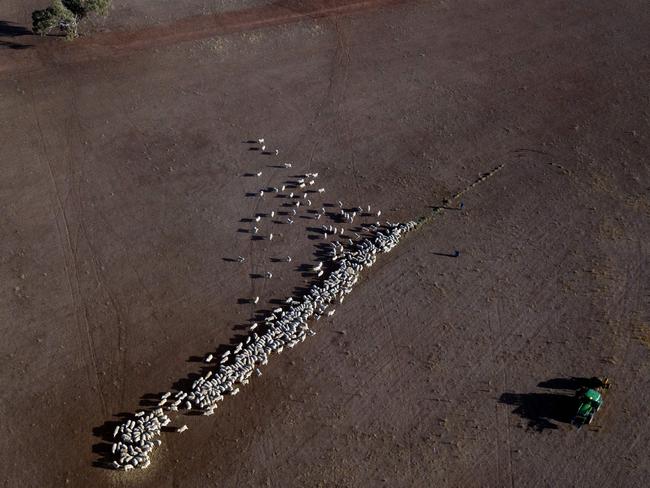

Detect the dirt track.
xmin=0 ymin=1 xmax=648 ymax=486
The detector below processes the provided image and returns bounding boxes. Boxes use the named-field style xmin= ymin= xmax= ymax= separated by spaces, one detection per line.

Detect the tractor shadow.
xmin=498 ymin=392 xmax=576 ymax=431
xmin=537 ymin=376 xmax=606 ymax=391
xmin=498 ymin=376 xmax=598 ymax=432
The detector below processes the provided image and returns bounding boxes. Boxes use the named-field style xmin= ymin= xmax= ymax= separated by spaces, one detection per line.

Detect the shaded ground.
xmin=0 ymin=20 xmax=32 ymax=50
xmin=0 ymin=0 xmax=648 ymax=487
xmin=498 ymin=392 xmax=575 ymax=432
xmin=498 ymin=376 xmax=609 ymax=432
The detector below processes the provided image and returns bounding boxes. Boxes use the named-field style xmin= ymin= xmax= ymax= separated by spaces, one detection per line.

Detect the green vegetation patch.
xmin=32 ymin=0 xmax=111 ymax=40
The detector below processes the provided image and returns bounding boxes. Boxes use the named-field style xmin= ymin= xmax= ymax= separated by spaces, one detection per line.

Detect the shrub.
xmin=62 ymin=0 xmax=111 ymax=17
xmin=32 ymin=0 xmax=110 ymax=40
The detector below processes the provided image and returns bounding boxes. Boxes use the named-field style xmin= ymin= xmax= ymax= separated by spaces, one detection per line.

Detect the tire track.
xmin=63 ymin=65 xmax=113 ymax=416
xmin=330 ymin=19 xmax=361 ymax=194
xmin=497 ymin=299 xmax=515 ymax=488
xmin=27 ymin=74 xmax=110 ymax=417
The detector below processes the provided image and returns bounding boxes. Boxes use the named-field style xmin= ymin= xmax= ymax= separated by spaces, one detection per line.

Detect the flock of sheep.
xmin=107 ymin=141 xmax=420 ymax=471
xmin=110 ymin=409 xmax=170 ymax=470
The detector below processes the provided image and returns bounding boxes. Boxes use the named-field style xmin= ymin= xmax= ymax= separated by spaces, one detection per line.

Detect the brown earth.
xmin=0 ymin=1 xmax=648 ymax=487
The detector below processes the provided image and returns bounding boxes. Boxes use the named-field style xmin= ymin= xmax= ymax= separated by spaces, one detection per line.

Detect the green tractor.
xmin=572 ymin=377 xmax=610 ymax=428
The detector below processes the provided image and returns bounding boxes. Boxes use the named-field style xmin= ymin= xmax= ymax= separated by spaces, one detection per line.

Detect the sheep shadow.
xmin=91 ymin=412 xmax=134 ymax=469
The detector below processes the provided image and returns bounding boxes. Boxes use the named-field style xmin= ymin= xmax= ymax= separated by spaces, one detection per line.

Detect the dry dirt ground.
xmin=1 ymin=1 xmax=648 ymax=487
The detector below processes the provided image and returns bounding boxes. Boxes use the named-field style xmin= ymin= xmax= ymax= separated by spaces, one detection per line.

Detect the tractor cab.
xmin=583 ymin=388 xmax=602 ymax=405
xmin=572 ymin=381 xmax=608 ymax=428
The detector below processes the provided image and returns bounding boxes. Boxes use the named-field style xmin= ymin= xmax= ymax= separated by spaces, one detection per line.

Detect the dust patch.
xmin=633 ymin=323 xmax=650 ymax=350
xmin=585 ymin=170 xmax=620 ymax=199
xmin=597 ymin=216 xmax=626 ymax=241
xmin=623 ymin=193 xmax=650 ymax=213
xmin=241 ymin=30 xmax=266 ymax=44
xmin=199 ymin=36 xmax=233 ymax=54
xmin=194 ymin=21 xmax=325 ymax=56
xmin=557 ymin=255 xmax=621 ymax=297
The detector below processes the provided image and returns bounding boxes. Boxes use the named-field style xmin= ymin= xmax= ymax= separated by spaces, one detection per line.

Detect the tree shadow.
xmin=0 ymin=20 xmax=33 ymax=49
xmin=0 ymin=39 xmax=32 ymax=49
xmin=0 ymin=20 xmax=32 ymax=37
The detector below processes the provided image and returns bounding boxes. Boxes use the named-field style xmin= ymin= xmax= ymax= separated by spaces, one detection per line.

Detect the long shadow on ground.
xmin=498 ymin=376 xmax=608 ymax=432
xmin=0 ymin=20 xmax=33 ymax=50
xmin=537 ymin=376 xmax=607 ymax=391
xmin=498 ymin=392 xmax=577 ymax=432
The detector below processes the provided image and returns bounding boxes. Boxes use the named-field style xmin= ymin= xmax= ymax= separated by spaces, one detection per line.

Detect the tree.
xmin=62 ymin=0 xmax=111 ymax=17
xmin=32 ymin=0 xmax=78 ymax=39
xmin=32 ymin=8 xmax=63 ymax=37
xmin=32 ymin=0 xmax=110 ymax=40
